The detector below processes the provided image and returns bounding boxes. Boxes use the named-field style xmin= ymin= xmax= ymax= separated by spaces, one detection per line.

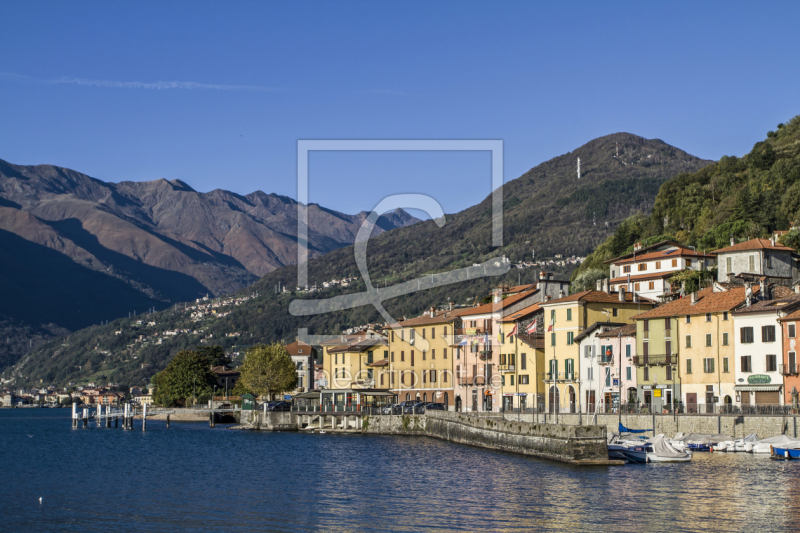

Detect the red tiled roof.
xmin=366 ymin=358 xmax=389 ymax=367
xmin=604 ymin=240 xmax=684 ymax=264
xmin=712 ymin=238 xmax=794 ymax=254
xmin=327 ymin=337 xmax=388 ymax=353
xmin=286 ymin=340 xmax=315 ymax=356
xmin=597 ymin=323 xmax=637 ymax=338
xmin=731 ymin=294 xmax=800 ymax=316
xmin=543 ymin=290 xmax=656 ymax=306
xmin=630 ymin=286 xmax=757 ymax=320
xmin=500 ymin=303 xmax=542 ymax=323
xmin=456 ymin=288 xmax=538 ymax=317
xmin=390 ymin=309 xmax=464 ymax=327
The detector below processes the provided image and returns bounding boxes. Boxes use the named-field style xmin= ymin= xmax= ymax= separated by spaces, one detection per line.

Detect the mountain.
xmin=572 ymin=114 xmax=800 ymax=282
xmin=5 ymin=133 xmax=712 ymax=386
xmin=0 ymin=159 xmax=419 ymax=369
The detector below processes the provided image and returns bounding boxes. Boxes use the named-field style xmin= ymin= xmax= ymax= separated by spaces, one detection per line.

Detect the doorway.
xmin=503 ymin=395 xmax=512 ymax=412
xmin=663 ymin=389 xmax=672 ymax=413
xmin=455 ymin=395 xmax=461 ymax=412
xmin=549 ymin=386 xmax=560 ymax=414
xmin=686 ymin=393 xmax=697 ymax=414
xmin=568 ymin=386 xmax=576 ymax=413
xmin=471 ymin=389 xmax=478 ymax=411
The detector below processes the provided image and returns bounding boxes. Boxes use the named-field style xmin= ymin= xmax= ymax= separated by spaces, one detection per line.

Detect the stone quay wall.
xmin=363 ymin=411 xmax=611 ymax=465
xmin=503 ymin=412 xmax=799 ymax=439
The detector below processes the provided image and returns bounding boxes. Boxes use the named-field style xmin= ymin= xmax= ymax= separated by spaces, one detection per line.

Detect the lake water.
xmin=2 ymin=409 xmax=799 ymax=532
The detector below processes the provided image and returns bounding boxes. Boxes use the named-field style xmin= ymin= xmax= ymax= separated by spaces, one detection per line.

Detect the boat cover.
xmin=754 ymin=435 xmax=800 ymax=449
xmin=742 ymin=433 xmax=760 ymax=443
xmin=619 ymin=423 xmax=651 ymax=434
xmin=651 ymin=434 xmax=689 ymax=458
xmin=672 ymin=433 xmax=733 ymax=444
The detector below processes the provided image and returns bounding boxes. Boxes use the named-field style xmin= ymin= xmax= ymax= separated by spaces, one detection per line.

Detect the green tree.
xmin=571 ymin=268 xmax=606 ymax=293
xmin=151 ymin=350 xmax=215 ymax=407
xmin=198 ymin=345 xmax=231 ymax=368
xmin=238 ymin=343 xmax=297 ymax=400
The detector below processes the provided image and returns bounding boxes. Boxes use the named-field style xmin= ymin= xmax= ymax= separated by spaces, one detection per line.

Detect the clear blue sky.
xmin=1 ymin=1 xmax=798 ymax=217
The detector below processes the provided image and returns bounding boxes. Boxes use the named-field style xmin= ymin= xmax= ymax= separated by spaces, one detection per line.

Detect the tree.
xmin=238 ymin=343 xmax=297 ymax=400
xmin=151 ymin=350 xmax=215 ymax=407
xmin=571 ymin=268 xmax=606 ymax=293
xmin=198 ymin=345 xmax=231 ymax=368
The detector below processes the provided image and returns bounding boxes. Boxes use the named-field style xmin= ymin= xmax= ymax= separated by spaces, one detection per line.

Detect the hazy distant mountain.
xmin=0 ymin=159 xmax=418 ymax=341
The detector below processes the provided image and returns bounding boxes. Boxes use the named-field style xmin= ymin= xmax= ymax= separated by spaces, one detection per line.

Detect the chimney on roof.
xmin=493 ymin=294 xmax=502 ymax=304
xmin=430 ymin=307 xmax=436 ymax=318
xmin=449 ymin=301 xmax=454 ymax=311
xmin=634 ymin=241 xmax=642 ymax=251
xmin=596 ymin=279 xmax=603 ymax=291
xmin=539 ymin=271 xmax=546 ymax=281
xmin=602 ymin=279 xmax=610 ymax=294
xmin=545 ymin=295 xmax=551 ymax=301
xmin=731 ymin=235 xmax=735 ymax=246
xmin=619 ymin=286 xmax=626 ymax=302
xmin=690 ymin=292 xmax=698 ymax=305
xmin=559 ymin=290 xmax=564 ymax=298
xmin=760 ymin=280 xmax=767 ymax=300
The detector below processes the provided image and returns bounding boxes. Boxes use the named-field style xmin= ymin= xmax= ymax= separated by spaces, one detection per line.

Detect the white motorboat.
xmin=752 ymin=435 xmax=800 ymax=454
xmin=647 ymin=434 xmax=693 ymax=463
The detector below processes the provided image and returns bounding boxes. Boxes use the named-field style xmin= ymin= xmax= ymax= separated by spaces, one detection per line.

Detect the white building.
xmin=732 ymin=296 xmax=800 ymax=408
xmin=606 ymin=240 xmax=716 ymax=301
xmin=575 ymin=322 xmax=636 ymax=414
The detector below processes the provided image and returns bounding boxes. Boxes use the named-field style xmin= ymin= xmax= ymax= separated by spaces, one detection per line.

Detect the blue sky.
xmin=1 ymin=1 xmax=799 ymax=217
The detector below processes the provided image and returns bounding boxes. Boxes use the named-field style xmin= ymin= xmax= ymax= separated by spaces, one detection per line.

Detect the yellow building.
xmin=388 ymin=309 xmax=461 ymax=408
xmin=498 ymin=304 xmax=546 ymax=411
xmin=540 ymin=289 xmax=655 ymax=413
xmin=631 ymin=285 xmax=752 ymax=413
xmin=320 ymin=332 xmax=388 ymax=389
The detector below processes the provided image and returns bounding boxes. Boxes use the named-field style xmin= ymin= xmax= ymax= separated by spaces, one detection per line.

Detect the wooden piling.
xmin=142 ymin=403 xmax=147 ymax=431
xmin=166 ymin=414 xmax=170 ymax=428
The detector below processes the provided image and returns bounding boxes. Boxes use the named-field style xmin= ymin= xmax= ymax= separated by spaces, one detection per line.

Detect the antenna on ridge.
xmin=577 ymin=157 xmax=581 ymax=180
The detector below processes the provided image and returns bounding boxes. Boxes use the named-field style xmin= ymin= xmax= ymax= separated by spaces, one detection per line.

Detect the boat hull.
xmin=772 ymin=447 xmax=800 ymax=459
xmin=647 ymin=453 xmax=692 ymax=463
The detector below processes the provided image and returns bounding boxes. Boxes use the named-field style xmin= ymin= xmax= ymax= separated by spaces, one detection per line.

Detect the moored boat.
xmin=647 ymin=434 xmax=692 ymax=463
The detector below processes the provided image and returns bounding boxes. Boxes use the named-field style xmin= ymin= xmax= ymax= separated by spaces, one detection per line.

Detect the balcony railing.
xmin=456 ymin=327 xmax=493 ymax=336
xmin=546 ymin=371 xmax=576 ymax=382
xmin=598 ymin=355 xmax=613 ymax=365
xmin=498 ymin=364 xmax=515 ymax=373
xmin=457 ymin=375 xmax=487 ymax=386
xmin=780 ymin=363 xmax=799 ymax=376
xmin=632 ymin=354 xmax=677 ymax=366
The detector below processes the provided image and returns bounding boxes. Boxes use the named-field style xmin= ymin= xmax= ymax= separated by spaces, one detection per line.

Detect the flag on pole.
xmin=547 ymin=317 xmax=554 ymax=332
xmin=509 ymin=324 xmax=518 ymax=337
xmin=526 ymin=320 xmax=537 ymax=334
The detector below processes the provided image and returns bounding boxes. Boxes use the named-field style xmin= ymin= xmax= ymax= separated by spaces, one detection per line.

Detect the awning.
xmin=293 ymin=392 xmax=321 ymax=399
xmin=359 ymin=391 xmax=396 ymax=397
xmin=734 ymin=385 xmax=782 ymax=392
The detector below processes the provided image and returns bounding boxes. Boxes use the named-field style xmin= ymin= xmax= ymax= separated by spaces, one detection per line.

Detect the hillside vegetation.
xmin=573 ymin=114 xmax=800 ymax=281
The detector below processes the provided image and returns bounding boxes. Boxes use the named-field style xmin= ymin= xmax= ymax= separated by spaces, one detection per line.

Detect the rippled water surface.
xmin=3 ymin=409 xmax=799 ymax=532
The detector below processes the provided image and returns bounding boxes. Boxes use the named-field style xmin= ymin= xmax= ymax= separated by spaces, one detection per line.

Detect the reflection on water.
xmin=2 ymin=410 xmax=799 ymax=532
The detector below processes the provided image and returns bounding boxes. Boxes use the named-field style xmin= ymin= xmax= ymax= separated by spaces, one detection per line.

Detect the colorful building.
xmin=497 ymin=303 xmax=546 ymax=412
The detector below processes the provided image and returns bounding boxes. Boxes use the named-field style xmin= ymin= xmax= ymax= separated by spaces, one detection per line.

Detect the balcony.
xmin=498 ymin=364 xmax=515 ymax=373
xmin=780 ymin=364 xmax=799 ymax=376
xmin=598 ymin=355 xmax=614 ymax=365
xmin=457 ymin=375 xmax=487 ymax=386
xmin=632 ymin=354 xmax=677 ymax=366
xmin=456 ymin=326 xmax=493 ymax=336
xmin=546 ymin=371 xmax=577 ymax=382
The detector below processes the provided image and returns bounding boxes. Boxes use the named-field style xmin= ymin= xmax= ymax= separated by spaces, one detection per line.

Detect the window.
xmin=686 ymin=315 xmax=691 ymax=324
xmin=706 ymin=313 xmax=712 ymax=322
xmin=423 ymin=371 xmax=427 ymax=384
xmin=521 ymin=354 xmax=527 ymax=370
xmin=666 ymin=340 xmax=672 ymax=356
xmin=740 ymin=327 xmax=754 ymax=344
xmin=551 ymin=332 xmax=556 ymax=346
xmin=790 ymin=324 xmax=797 ymax=338
xmin=520 ymin=375 xmax=529 ymax=385
xmin=431 ymin=327 xmax=435 ymax=339
xmin=391 ymin=331 xmax=395 ymax=342
xmin=685 ymin=335 xmax=692 ymax=348
xmin=766 ymin=354 xmax=777 ymax=372
xmin=626 ymin=367 xmax=631 ymax=380
xmin=623 ymin=265 xmax=631 ymax=273
xmin=686 ymin=359 xmax=692 ymax=374
xmin=656 ymin=261 xmax=662 ymax=269
xmin=705 ymin=334 xmax=712 ymax=347
xmin=723 ymin=357 xmax=729 ymax=373
xmin=723 ymin=312 xmax=728 ymax=321
xmin=567 ymin=309 xmax=572 ymax=321
xmin=510 ymin=375 xmax=514 ymax=386
xmin=380 ymin=373 xmax=384 ymax=386
xmin=643 ymin=367 xmax=649 ymax=381
xmin=400 ymin=330 xmax=404 ymax=342
xmin=665 ymin=318 xmax=671 ymax=332
xmin=749 ymin=255 xmax=755 ymax=272
xmin=567 ymin=332 xmax=574 ymax=345
xmin=587 ymin=367 xmax=593 ymax=380
xmin=644 ymin=319 xmax=649 ymax=333
xmin=605 ymin=368 xmax=611 ymax=387
xmin=431 ymin=349 xmax=435 ymax=360
xmin=726 ymin=257 xmax=731 ymax=273
xmin=410 ymin=351 xmax=414 ymax=366
xmin=672 ymin=259 xmax=678 ymax=267
xmin=431 ymin=369 xmax=437 ymax=383
xmin=551 ymin=310 xmax=556 ymax=321
xmin=634 ymin=283 xmax=640 ymax=291
xmin=501 ymin=375 xmax=505 ymax=386
xmin=422 ymin=328 xmax=426 ymax=340
xmin=704 ymin=358 xmax=715 ymax=373
xmin=626 ymin=344 xmax=631 ymax=358
xmin=443 ymin=371 xmax=448 ymax=383
xmin=762 ymin=325 xmax=776 ymax=343
xmin=612 ymin=308 xmax=618 ymax=317
xmin=584 ymin=345 xmax=591 ymax=358
xmin=741 ymin=355 xmax=752 ymax=373
xmin=401 ymin=351 xmax=405 ymax=362
xmin=648 ymin=282 xmax=655 ymax=290
xmin=638 ymin=263 xmax=647 ymax=271
xmin=722 ymin=333 xmax=729 ymax=346
xmin=443 ymin=348 xmax=448 ymax=359
xmin=367 ymin=351 xmax=374 ymax=364
xmin=767 ymin=255 xmax=772 ymax=269
xmin=666 ymin=365 xmax=672 ymax=380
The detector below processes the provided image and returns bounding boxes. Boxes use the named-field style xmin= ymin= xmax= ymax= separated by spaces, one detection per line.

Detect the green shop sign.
xmin=748 ymin=374 xmax=772 ymax=384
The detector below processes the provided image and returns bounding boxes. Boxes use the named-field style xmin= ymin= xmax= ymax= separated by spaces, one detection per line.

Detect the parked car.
xmin=403 ymin=401 xmax=426 ymax=414
xmin=267 ymin=401 xmax=291 ymax=412
xmin=395 ymin=400 xmax=417 ymax=414
xmin=424 ymin=403 xmax=446 ymax=412
xmin=381 ymin=404 xmax=398 ymax=414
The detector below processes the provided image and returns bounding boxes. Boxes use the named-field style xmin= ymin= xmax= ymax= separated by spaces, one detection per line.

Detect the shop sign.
xmin=515 ymin=393 xmax=527 ymax=396
xmin=656 ymin=385 xmax=669 ymax=389
xmin=503 ymin=393 xmax=514 ymax=396
xmin=642 ymin=385 xmax=652 ymax=390
xmin=654 ymin=389 xmax=662 ymax=398
xmin=748 ymin=374 xmax=771 ymax=384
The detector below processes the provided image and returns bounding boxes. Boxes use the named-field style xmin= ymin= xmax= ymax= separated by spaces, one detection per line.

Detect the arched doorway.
xmin=455 ymin=395 xmax=462 ymax=412
xmin=423 ymin=393 xmax=427 ymax=403
xmin=549 ymin=386 xmax=560 ymax=414
xmin=406 ymin=393 xmax=411 ymax=401
xmin=724 ymin=395 xmax=732 ymax=413
xmin=568 ymin=386 xmax=576 ymax=414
